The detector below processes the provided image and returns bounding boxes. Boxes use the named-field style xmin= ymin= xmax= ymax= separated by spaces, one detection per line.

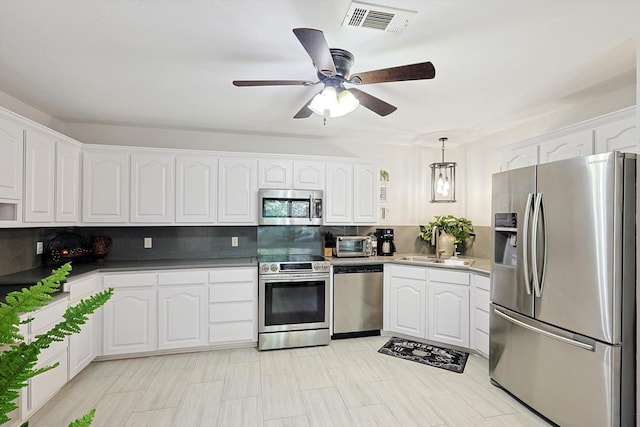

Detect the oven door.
xmin=259 ymin=273 xmax=330 ymax=333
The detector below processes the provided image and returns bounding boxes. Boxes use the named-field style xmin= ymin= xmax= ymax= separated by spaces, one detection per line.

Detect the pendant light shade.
xmin=308 ymin=85 xmax=360 ymax=118
xmin=430 ymin=137 xmax=456 ymax=203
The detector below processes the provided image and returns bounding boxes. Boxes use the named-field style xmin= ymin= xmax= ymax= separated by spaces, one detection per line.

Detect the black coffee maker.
xmin=376 ymin=228 xmax=396 ymax=256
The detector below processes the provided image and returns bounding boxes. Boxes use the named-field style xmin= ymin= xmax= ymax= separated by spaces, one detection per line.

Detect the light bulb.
xmin=436 ymin=173 xmax=444 ymax=194
xmin=308 ymin=86 xmax=338 ymax=116
xmin=442 ymin=176 xmax=450 ymax=197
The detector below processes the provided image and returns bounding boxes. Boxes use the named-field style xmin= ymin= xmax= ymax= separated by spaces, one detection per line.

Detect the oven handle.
xmin=260 ymin=273 xmax=330 ymax=281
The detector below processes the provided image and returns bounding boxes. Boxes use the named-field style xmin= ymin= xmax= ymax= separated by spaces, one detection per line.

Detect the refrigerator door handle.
xmin=531 ymin=192 xmax=543 ymax=297
xmin=493 ymin=308 xmax=595 ymax=351
xmin=522 ymin=193 xmax=534 ymax=295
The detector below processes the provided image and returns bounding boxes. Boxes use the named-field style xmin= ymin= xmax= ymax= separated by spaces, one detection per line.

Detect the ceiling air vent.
xmin=342 ymin=1 xmax=417 ymax=34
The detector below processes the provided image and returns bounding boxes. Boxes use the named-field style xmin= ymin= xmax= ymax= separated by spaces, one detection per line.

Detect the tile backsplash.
xmin=0 ymin=224 xmax=491 ymax=276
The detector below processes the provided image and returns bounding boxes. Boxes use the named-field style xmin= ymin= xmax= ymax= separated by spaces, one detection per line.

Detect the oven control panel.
xmin=259 ymin=261 xmax=330 ymax=274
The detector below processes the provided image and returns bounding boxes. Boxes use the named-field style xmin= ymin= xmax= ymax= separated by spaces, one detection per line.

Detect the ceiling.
xmin=0 ymin=0 xmax=638 ymax=148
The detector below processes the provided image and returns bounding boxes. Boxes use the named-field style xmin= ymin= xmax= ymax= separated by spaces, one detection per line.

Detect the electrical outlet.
xmin=144 ymin=237 xmax=152 ymax=249
xmin=36 ymin=241 xmax=43 ymax=255
xmin=231 ymin=236 xmax=238 ymax=247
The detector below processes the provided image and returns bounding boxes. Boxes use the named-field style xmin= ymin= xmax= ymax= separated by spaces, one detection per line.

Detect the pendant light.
xmin=430 ymin=137 xmax=456 ymax=203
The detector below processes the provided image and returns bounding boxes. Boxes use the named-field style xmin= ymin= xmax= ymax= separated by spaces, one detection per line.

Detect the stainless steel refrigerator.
xmin=490 ymin=151 xmax=636 ymax=427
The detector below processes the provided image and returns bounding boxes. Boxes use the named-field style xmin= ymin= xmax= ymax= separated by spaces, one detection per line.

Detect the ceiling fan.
xmin=232 ymin=28 xmax=436 ymax=119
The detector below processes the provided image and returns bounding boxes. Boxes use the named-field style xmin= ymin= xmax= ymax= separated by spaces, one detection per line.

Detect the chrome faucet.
xmin=432 ymin=226 xmax=442 ymax=259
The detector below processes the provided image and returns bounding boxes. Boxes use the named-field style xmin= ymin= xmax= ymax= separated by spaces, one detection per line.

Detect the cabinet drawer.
xmin=36 ymin=337 xmax=68 ymax=368
xmin=158 ymin=270 xmax=208 ymax=286
xmin=210 ymin=301 xmax=254 ymax=322
xmin=388 ymin=265 xmax=427 ymax=280
xmin=429 ymin=269 xmax=469 ymax=285
xmin=66 ymin=276 xmax=97 ymax=300
xmin=209 ymin=321 xmax=255 ymax=343
xmin=209 ymin=282 xmax=254 ymax=302
xmin=28 ymin=299 xmax=68 ymax=335
xmin=475 ymin=287 xmax=490 ymax=311
xmin=30 ymin=349 xmax=68 ymax=411
xmin=475 ymin=307 xmax=489 ymax=334
xmin=103 ymin=272 xmax=157 ymax=288
xmin=475 ymin=274 xmax=490 ymax=291
xmin=474 ymin=328 xmax=489 ymax=356
xmin=209 ymin=268 xmax=255 ymax=284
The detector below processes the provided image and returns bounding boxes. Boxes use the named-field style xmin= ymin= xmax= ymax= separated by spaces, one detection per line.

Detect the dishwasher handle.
xmin=333 ymin=264 xmax=384 ymax=274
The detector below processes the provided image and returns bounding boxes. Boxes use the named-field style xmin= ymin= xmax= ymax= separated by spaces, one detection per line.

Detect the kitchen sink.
xmin=396 ymin=255 xmax=474 ymax=266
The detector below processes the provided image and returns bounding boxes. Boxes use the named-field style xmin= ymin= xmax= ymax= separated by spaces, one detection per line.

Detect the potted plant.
xmin=419 ymin=215 xmax=474 ymax=256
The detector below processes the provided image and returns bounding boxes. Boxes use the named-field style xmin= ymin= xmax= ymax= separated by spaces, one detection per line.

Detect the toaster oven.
xmin=335 ymin=236 xmax=373 ymax=258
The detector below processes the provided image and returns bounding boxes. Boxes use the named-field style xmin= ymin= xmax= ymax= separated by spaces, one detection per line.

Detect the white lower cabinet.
xmin=158 ymin=270 xmax=208 ymax=349
xmin=68 ymin=275 xmax=103 ymax=379
xmin=384 ymin=263 xmax=477 ymax=351
xmin=208 ymin=267 xmax=257 ymax=344
xmin=427 ymin=269 xmax=470 ymax=348
xmin=19 ymin=297 xmax=69 ymax=419
xmin=471 ymin=273 xmax=490 ymax=357
xmin=384 ymin=264 xmax=427 ymax=338
xmin=102 ymin=273 xmax=157 ymax=356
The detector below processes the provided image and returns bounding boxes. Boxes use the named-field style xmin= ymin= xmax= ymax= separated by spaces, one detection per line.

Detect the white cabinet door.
xmin=384 ymin=265 xmax=427 ymax=338
xmin=55 ymin=141 xmax=80 ymax=222
xmin=209 ymin=267 xmax=257 ymax=344
xmin=103 ymin=288 xmax=157 ymax=355
xmin=83 ymin=151 xmax=129 ymax=223
xmin=324 ymin=162 xmax=353 ymax=224
xmin=595 ymin=114 xmax=637 ymax=154
xmin=158 ymin=286 xmax=208 ymax=349
xmin=500 ymin=145 xmax=538 ymax=171
xmin=218 ymin=157 xmax=257 ymax=224
xmin=68 ymin=275 xmax=102 ymax=379
xmin=353 ymin=164 xmax=378 ymax=224
xmin=538 ymin=129 xmax=594 ymax=164
xmin=293 ymin=160 xmax=325 ymax=190
xmin=428 ymin=282 xmax=470 ymax=348
xmin=0 ymin=115 xmax=23 ymax=200
xmin=258 ymin=159 xmax=292 ymax=189
xmin=471 ymin=273 xmax=490 ymax=357
xmin=24 ymin=128 xmax=55 ymax=222
xmin=130 ymin=153 xmax=174 ymax=223
xmin=176 ymin=155 xmax=217 ymax=223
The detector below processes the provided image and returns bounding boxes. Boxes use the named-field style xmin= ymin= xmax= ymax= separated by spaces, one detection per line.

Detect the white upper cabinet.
xmin=258 ymin=159 xmax=325 ymax=190
xmin=258 ymin=159 xmax=292 ymax=189
xmin=24 ymin=128 xmax=56 ymax=222
xmin=293 ymin=160 xmax=325 ymax=190
xmin=353 ymin=164 xmax=378 ymax=224
xmin=500 ymin=145 xmax=538 ymax=171
xmin=325 ymin=162 xmax=353 ymax=224
xmin=325 ymin=162 xmax=378 ymax=224
xmin=538 ymin=129 xmax=594 ymax=164
xmin=218 ymin=157 xmax=257 ymax=224
xmin=130 ymin=153 xmax=175 ymax=223
xmin=55 ymin=140 xmax=80 ymax=222
xmin=83 ymin=150 xmax=130 ymax=223
xmin=175 ymin=155 xmax=217 ymax=223
xmin=595 ymin=113 xmax=637 ymax=154
xmin=0 ymin=114 xmax=24 ymax=200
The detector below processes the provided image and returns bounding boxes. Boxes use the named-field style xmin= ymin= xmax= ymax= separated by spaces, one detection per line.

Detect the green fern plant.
xmin=0 ymin=263 xmax=113 ymax=426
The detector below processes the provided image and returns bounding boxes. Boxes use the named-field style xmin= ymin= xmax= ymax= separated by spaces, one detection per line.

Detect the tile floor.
xmin=26 ymin=336 xmax=552 ymax=427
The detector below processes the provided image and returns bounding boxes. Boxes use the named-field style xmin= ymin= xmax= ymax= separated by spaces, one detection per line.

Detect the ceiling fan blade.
xmin=293 ymin=28 xmax=337 ymax=77
xmin=350 ymin=62 xmax=436 ymax=85
xmin=233 ymin=80 xmax=314 ymax=87
xmin=349 ymin=88 xmax=397 ymax=116
xmin=293 ymin=96 xmax=315 ymax=119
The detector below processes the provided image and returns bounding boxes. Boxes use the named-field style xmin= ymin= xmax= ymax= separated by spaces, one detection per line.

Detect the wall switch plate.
xmin=144 ymin=237 xmax=152 ymax=249
xmin=36 ymin=241 xmax=43 ymax=255
xmin=231 ymin=236 xmax=238 ymax=247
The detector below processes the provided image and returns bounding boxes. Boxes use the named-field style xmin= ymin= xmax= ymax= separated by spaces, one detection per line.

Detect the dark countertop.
xmin=0 ymin=257 xmax=257 ymax=289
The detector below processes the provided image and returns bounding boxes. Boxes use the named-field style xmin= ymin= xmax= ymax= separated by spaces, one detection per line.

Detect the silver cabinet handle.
xmin=494 ymin=308 xmax=595 ymax=351
xmin=531 ymin=193 xmax=542 ymax=297
xmin=522 ymin=193 xmax=534 ymax=295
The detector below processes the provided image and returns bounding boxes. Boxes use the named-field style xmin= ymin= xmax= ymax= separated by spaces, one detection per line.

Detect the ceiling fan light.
xmin=329 ymin=89 xmax=360 ymax=117
xmin=308 ymin=86 xmax=338 ymax=115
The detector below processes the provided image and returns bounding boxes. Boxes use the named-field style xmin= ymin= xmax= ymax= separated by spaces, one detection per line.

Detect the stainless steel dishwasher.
xmin=332 ymin=264 xmax=383 ymax=338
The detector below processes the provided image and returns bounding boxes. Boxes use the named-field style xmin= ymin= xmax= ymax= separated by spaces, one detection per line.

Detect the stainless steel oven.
xmin=258 ymin=255 xmax=330 ymax=350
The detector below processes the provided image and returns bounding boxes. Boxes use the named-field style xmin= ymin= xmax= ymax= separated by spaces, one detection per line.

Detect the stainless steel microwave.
xmin=258 ymin=189 xmax=323 ymax=225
